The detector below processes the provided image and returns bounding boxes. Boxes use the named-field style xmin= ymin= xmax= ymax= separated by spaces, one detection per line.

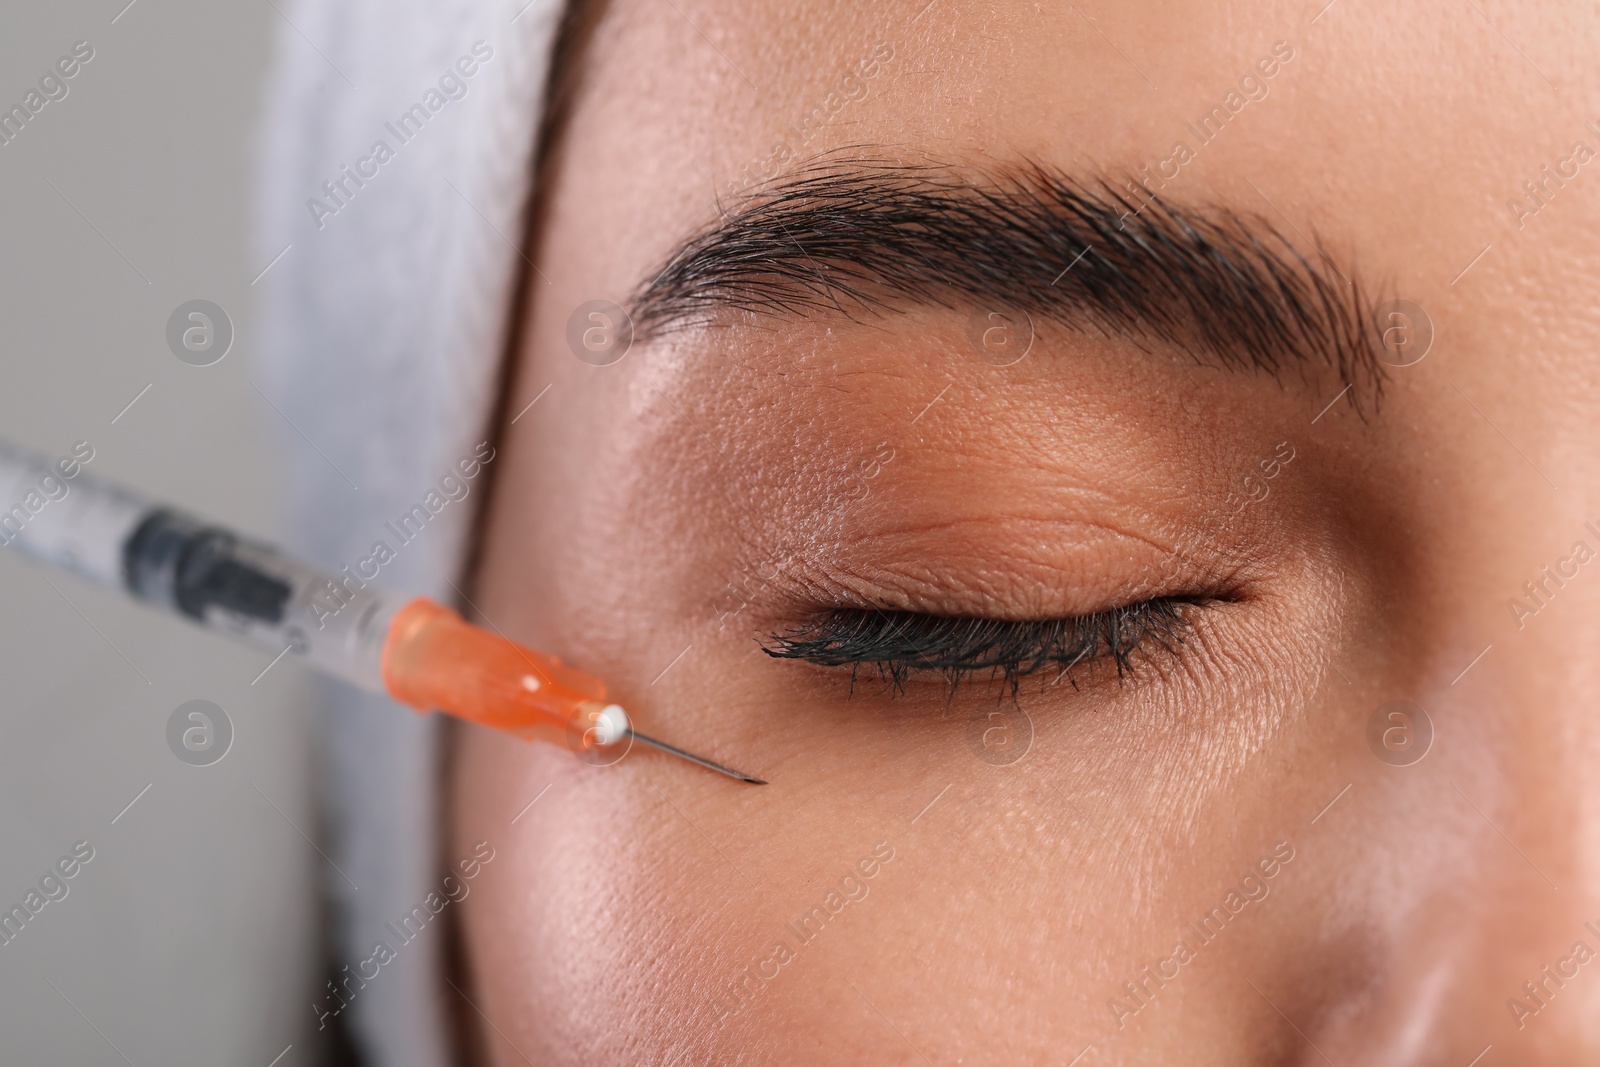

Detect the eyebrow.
xmin=629 ymin=158 xmax=1385 ymax=397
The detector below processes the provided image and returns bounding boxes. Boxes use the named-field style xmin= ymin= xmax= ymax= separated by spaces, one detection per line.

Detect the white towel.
xmin=252 ymin=2 xmax=564 ymax=1063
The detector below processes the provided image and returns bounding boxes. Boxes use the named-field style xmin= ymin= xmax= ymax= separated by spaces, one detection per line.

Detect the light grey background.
xmin=0 ymin=3 xmax=322 ymax=1065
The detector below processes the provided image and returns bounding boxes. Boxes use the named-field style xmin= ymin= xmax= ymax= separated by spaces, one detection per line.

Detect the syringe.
xmin=0 ymin=438 xmax=763 ymax=784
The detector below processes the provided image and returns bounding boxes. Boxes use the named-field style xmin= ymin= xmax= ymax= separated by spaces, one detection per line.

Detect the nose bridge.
xmin=1489 ymin=530 xmax=1600 ymax=901
xmin=1440 ymin=718 xmax=1600 ymax=1057
xmin=1327 ymin=556 xmax=1600 ymax=1062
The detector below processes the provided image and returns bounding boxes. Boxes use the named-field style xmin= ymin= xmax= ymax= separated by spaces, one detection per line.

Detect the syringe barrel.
xmin=0 ymin=441 xmax=394 ymax=692
xmin=0 ymin=439 xmax=147 ymax=587
xmin=121 ymin=510 xmax=396 ymax=692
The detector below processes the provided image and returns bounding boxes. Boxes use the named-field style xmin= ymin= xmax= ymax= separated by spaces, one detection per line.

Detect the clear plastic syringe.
xmin=0 ymin=439 xmax=763 ymax=784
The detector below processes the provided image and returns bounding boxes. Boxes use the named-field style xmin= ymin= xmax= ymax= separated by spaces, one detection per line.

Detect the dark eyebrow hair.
xmin=629 ymin=157 xmax=1386 ymax=398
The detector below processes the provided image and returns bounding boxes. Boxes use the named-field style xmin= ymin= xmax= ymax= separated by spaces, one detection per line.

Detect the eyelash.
xmin=761 ymin=597 xmax=1196 ymax=696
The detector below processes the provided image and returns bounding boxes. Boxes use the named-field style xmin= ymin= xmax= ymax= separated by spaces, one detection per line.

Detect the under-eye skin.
xmin=762 ymin=596 xmax=1199 ymax=696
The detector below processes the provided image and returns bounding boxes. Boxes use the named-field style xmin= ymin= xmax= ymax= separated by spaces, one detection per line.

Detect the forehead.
xmin=551 ymin=0 xmax=1581 ymax=302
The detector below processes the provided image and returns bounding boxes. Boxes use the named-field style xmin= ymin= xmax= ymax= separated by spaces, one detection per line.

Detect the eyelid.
xmin=761 ymin=597 xmax=1198 ymax=695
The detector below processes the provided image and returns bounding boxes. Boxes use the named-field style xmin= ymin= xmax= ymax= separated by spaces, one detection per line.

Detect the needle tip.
xmin=627 ymin=729 xmax=767 ymax=785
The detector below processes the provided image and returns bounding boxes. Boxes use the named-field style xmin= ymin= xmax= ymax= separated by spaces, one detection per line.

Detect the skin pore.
xmin=451 ymin=1 xmax=1600 ymax=1062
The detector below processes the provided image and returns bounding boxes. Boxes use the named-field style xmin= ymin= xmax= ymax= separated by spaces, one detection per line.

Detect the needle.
xmin=628 ymin=729 xmax=767 ymax=784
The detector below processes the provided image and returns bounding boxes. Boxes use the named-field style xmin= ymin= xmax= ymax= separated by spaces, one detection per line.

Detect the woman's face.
xmin=453 ymin=1 xmax=1600 ymax=1061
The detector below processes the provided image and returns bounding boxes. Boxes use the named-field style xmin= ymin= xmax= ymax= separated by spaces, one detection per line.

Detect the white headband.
xmin=254 ymin=1 xmax=564 ymax=1061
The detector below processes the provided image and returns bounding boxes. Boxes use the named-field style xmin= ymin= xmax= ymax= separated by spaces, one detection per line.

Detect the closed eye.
xmin=761 ymin=596 xmax=1201 ymax=696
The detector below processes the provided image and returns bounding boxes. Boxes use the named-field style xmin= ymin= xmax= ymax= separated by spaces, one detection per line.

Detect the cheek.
xmin=452 ymin=730 xmax=777 ymax=1057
